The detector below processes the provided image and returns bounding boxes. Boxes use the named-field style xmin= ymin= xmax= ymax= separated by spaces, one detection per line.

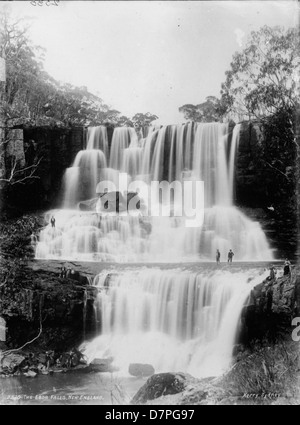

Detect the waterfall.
xmin=35 ymin=122 xmax=273 ymax=261
xmin=86 ymin=126 xmax=109 ymax=156
xmin=82 ymin=267 xmax=269 ymax=378
xmin=34 ymin=122 xmax=274 ymax=379
xmin=61 ymin=126 xmax=108 ymax=208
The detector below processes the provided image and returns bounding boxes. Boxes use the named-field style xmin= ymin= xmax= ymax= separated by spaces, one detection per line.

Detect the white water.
xmin=82 ymin=267 xmax=269 ymax=378
xmin=33 ymin=122 xmax=274 ymax=381
xmin=35 ymin=123 xmax=273 ymax=262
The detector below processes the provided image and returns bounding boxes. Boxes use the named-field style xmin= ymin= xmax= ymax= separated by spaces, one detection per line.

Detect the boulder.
xmin=89 ymin=357 xmax=113 ymax=372
xmin=131 ymin=372 xmax=187 ymax=405
xmin=24 ymin=370 xmax=37 ymax=378
xmin=78 ymin=198 xmax=98 ymax=212
xmin=1 ymin=353 xmax=26 ymax=372
xmin=97 ymin=191 xmax=124 ymax=213
xmin=129 ymin=363 xmax=155 ymax=377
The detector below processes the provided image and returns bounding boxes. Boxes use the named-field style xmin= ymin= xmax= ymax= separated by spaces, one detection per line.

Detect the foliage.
xmin=0 ymin=10 xmax=108 ymax=128
xmin=178 ymin=96 xmax=225 ymax=122
xmin=0 ymin=214 xmax=42 ymax=259
xmin=255 ymin=107 xmax=297 ymax=199
xmin=222 ymin=340 xmax=299 ymax=399
xmin=132 ymin=112 xmax=158 ymax=128
xmin=0 ymin=10 xmax=159 ymax=129
xmin=220 ymin=25 xmax=300 ymax=121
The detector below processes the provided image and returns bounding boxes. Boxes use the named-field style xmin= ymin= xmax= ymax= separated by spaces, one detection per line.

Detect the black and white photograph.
xmin=0 ymin=0 xmax=299 ymax=407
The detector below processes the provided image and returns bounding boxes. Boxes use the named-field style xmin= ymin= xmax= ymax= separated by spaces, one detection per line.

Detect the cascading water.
xmin=34 ymin=122 xmax=274 ymax=380
xmin=82 ymin=266 xmax=269 ymax=378
xmin=35 ymin=122 xmax=273 ymax=262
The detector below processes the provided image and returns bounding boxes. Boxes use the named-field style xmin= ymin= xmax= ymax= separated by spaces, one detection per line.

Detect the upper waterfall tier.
xmin=35 ymin=123 xmax=274 ymax=262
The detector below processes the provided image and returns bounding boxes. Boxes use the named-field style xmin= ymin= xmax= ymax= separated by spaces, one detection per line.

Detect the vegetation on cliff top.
xmin=0 ymin=8 xmax=159 ymax=129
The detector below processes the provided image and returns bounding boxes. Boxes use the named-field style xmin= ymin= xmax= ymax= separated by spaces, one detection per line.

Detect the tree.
xmin=0 ymin=9 xmax=127 ymax=129
xmin=220 ymin=25 xmax=300 ymax=121
xmin=178 ymin=96 xmax=225 ymax=122
xmin=132 ymin=112 xmax=158 ymax=128
xmin=0 ymin=9 xmax=43 ymax=194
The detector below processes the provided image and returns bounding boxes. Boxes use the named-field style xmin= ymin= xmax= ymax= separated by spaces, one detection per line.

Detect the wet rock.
xmin=89 ymin=357 xmax=114 ymax=372
xmin=1 ymin=353 xmax=26 ymax=373
xmin=24 ymin=370 xmax=37 ymax=377
xmin=129 ymin=363 xmax=155 ymax=377
xmin=78 ymin=198 xmax=98 ymax=212
xmin=0 ymin=266 xmax=97 ymax=350
xmin=241 ymin=270 xmax=299 ymax=343
xmin=38 ymin=353 xmax=47 ymax=364
xmin=131 ymin=372 xmax=188 ymax=405
xmin=232 ymin=344 xmax=245 ymax=357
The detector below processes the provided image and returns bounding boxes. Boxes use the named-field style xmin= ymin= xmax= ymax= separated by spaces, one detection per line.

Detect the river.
xmin=0 ymin=371 xmax=144 ymax=405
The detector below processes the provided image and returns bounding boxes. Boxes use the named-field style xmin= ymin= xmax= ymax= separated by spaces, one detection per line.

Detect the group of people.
xmin=216 ymin=249 xmax=234 ymax=264
xmin=60 ymin=266 xmax=75 ymax=279
xmin=268 ymin=259 xmax=292 ymax=281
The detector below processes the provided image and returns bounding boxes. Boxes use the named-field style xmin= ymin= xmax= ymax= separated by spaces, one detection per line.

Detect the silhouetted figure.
xmin=283 ymin=259 xmax=291 ymax=276
xmin=269 ymin=266 xmax=277 ymax=281
xmin=216 ymin=249 xmax=221 ymax=264
xmin=227 ymin=249 xmax=234 ymax=263
xmin=60 ymin=267 xmax=67 ymax=279
xmin=50 ymin=216 xmax=56 ymax=228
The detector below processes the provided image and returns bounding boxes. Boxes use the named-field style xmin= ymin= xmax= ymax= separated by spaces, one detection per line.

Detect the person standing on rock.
xmin=269 ymin=265 xmax=277 ymax=281
xmin=216 ymin=249 xmax=221 ymax=264
xmin=50 ymin=216 xmax=56 ymax=228
xmin=227 ymin=249 xmax=234 ymax=263
xmin=283 ymin=259 xmax=291 ymax=276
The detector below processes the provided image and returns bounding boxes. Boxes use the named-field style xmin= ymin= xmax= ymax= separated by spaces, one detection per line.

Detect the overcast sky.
xmin=1 ymin=1 xmax=299 ymax=124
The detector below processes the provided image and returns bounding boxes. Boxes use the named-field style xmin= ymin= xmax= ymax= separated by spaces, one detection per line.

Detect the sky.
xmin=1 ymin=0 xmax=299 ymax=124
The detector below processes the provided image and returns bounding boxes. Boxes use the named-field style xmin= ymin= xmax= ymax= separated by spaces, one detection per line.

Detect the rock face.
xmin=235 ymin=121 xmax=297 ymax=259
xmin=5 ymin=127 xmax=85 ymax=211
xmin=241 ymin=268 xmax=300 ymax=343
xmin=0 ymin=266 xmax=97 ymax=351
xmin=1 ymin=353 xmax=26 ymax=373
xmin=6 ymin=129 xmax=26 ymax=168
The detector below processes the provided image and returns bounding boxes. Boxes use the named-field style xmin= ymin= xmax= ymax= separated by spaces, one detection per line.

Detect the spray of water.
xmin=82 ymin=267 xmax=269 ymax=378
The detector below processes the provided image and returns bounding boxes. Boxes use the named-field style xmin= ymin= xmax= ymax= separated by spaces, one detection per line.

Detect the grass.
xmin=219 ymin=339 xmax=300 ymax=402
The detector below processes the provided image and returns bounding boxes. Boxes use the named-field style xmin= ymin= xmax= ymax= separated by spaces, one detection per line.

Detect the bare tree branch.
xmin=0 ymin=302 xmax=43 ymax=363
xmin=262 ymin=160 xmax=291 ymax=181
xmin=0 ymin=156 xmax=43 ymax=186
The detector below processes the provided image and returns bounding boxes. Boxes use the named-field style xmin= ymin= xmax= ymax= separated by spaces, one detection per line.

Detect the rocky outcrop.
xmin=241 ymin=267 xmax=300 ymax=343
xmin=0 ymin=348 xmax=88 ymax=376
xmin=0 ymin=265 xmax=97 ymax=351
xmin=131 ymin=373 xmax=241 ymax=405
xmin=131 ymin=373 xmax=193 ymax=405
xmin=235 ymin=121 xmax=297 ymax=259
xmin=6 ymin=129 xmax=26 ymax=168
